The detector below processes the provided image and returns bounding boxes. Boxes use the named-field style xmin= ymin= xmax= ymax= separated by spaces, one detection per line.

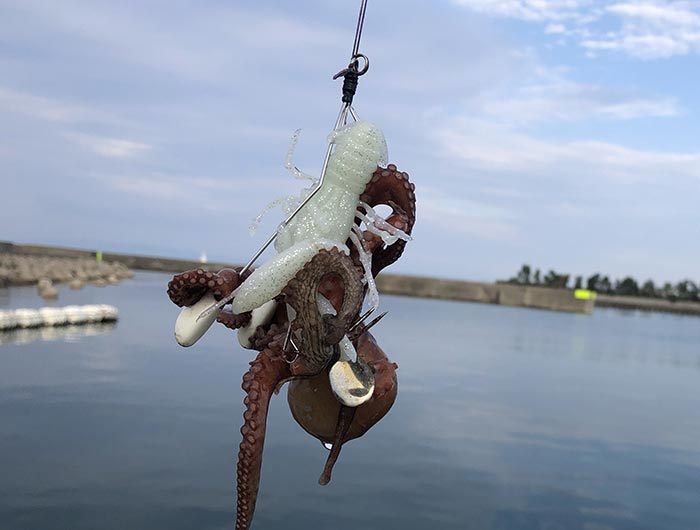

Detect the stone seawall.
xmin=4 ymin=243 xmax=232 ymax=274
xmin=596 ymin=294 xmax=700 ymax=316
xmin=376 ymin=273 xmax=593 ymax=314
xmin=1 ymin=242 xmax=594 ymax=314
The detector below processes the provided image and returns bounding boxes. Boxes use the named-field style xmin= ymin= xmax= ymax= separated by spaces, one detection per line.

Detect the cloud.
xmin=2 ymin=1 xmax=344 ymax=82
xmin=0 ymin=86 xmax=113 ymax=123
xmin=451 ymin=0 xmax=592 ymax=22
xmin=480 ymin=77 xmax=679 ymax=124
xmin=88 ymin=170 xmax=299 ymax=214
xmin=582 ymin=2 xmax=700 ymax=58
xmin=435 ymin=117 xmax=700 ymax=181
xmin=453 ymin=0 xmax=700 ymax=58
xmin=607 ymin=2 xmax=700 ymax=26
xmin=421 ymin=105 xmax=700 ymax=282
xmin=65 ymin=133 xmax=152 ymax=159
xmin=420 ymin=187 xmax=519 ymax=240
xmin=545 ymin=23 xmax=568 ymax=34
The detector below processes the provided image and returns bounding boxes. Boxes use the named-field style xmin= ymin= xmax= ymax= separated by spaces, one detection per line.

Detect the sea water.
xmin=1 ymin=272 xmax=699 ymax=529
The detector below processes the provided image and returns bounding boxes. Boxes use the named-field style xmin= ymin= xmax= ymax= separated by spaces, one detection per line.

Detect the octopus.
xmin=167 ymin=139 xmax=416 ymax=529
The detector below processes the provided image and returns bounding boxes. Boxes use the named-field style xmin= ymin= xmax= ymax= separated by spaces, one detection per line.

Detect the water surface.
xmin=1 ymin=272 xmax=699 ymax=529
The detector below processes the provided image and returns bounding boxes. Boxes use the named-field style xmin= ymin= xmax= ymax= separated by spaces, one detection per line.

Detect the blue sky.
xmin=1 ymin=0 xmax=698 ymax=284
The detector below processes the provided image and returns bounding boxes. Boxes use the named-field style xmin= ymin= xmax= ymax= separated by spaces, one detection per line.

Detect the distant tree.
xmin=516 ymin=264 xmax=531 ymax=285
xmin=543 ymin=270 xmax=569 ymax=289
xmin=640 ymin=280 xmax=657 ymax=298
xmin=543 ymin=270 xmax=557 ymax=287
xmin=676 ymin=280 xmax=698 ymax=302
xmin=587 ymin=273 xmax=600 ymax=292
xmin=615 ymin=277 xmax=639 ymax=296
xmin=502 ymin=267 xmax=698 ymax=301
xmin=661 ymin=282 xmax=677 ymax=301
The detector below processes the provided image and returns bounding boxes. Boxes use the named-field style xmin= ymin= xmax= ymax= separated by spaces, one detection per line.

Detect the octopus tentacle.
xmin=217 ymin=268 xmax=252 ymax=299
xmin=318 ymin=405 xmax=356 ymax=485
xmin=359 ymin=164 xmax=416 ymax=276
xmin=167 ymin=267 xmax=250 ymax=307
xmin=236 ymin=350 xmax=291 ymax=530
xmin=283 ymin=247 xmax=364 ymax=373
xmin=217 ymin=309 xmax=252 ymax=330
xmin=251 ymin=321 xmax=287 ymax=352
xmin=167 ymin=269 xmax=211 ymax=307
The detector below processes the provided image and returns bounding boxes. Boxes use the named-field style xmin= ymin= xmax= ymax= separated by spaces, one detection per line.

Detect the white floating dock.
xmin=0 ymin=304 xmax=118 ymax=331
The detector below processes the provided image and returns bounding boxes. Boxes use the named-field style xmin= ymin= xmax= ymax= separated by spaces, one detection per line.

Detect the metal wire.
xmin=197 ymin=0 xmax=371 ymax=321
xmin=199 ymin=106 xmax=349 ymax=319
xmin=352 ymin=0 xmax=369 ymax=58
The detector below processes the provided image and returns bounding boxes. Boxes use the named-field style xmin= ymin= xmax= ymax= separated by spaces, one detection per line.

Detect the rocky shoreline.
xmin=0 ymin=253 xmax=134 ymax=299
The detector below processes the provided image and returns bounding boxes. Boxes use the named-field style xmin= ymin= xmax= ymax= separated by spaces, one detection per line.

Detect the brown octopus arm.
xmin=236 ymin=249 xmax=366 ymax=529
xmin=359 ymin=164 xmax=416 ymax=276
xmin=318 ymin=405 xmax=356 ymax=485
xmin=282 ymin=247 xmax=364 ymax=374
xmin=167 ymin=267 xmax=252 ymax=330
xmin=236 ymin=350 xmax=291 ymax=530
xmin=218 ymin=309 xmax=251 ymax=330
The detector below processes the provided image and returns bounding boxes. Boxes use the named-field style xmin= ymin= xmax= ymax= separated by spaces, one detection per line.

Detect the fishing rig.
xmin=198 ymin=0 xmax=380 ymax=331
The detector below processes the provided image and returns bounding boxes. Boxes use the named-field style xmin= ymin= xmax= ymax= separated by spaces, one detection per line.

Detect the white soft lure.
xmin=231 ymin=119 xmax=410 ymax=315
xmin=175 ymin=119 xmax=412 ymax=350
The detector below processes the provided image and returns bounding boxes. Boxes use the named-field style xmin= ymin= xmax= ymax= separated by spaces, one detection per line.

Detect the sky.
xmin=1 ymin=0 xmax=699 ymax=284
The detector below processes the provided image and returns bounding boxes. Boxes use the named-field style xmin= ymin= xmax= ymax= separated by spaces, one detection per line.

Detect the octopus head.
xmin=328 ymin=120 xmax=388 ymax=194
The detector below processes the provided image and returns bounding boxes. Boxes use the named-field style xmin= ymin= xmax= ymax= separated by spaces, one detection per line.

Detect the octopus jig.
xmin=166 ymin=1 xmax=417 ymax=528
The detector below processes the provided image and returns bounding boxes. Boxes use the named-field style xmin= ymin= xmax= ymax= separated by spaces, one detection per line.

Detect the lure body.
xmin=232 ymin=120 xmax=389 ymax=314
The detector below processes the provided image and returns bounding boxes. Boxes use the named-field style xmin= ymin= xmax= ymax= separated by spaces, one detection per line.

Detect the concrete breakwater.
xmin=0 ymin=242 xmax=228 ymax=276
xmin=0 ymin=247 xmax=134 ymax=292
xmin=376 ymin=273 xmax=594 ymax=314
xmin=596 ymin=294 xmax=700 ymax=316
xmin=1 ymin=242 xmax=594 ymax=314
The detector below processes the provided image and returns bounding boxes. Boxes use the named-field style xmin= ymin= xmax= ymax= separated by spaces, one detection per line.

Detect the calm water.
xmin=1 ymin=272 xmax=699 ymax=530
